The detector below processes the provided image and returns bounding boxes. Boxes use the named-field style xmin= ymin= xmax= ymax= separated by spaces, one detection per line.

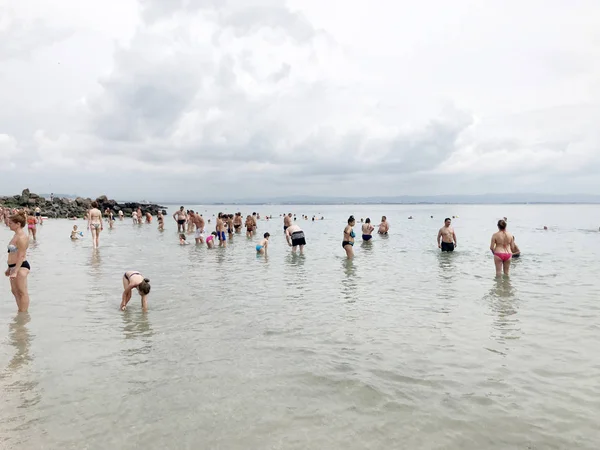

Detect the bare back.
xmin=492 ymin=230 xmax=513 ymax=253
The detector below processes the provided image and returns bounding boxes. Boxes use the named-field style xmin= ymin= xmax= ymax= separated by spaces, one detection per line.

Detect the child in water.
xmin=256 ymin=232 xmax=270 ymax=255
xmin=70 ymin=225 xmax=83 ymax=240
xmin=206 ymin=231 xmax=217 ymax=249
xmin=179 ymin=233 xmax=189 ymax=245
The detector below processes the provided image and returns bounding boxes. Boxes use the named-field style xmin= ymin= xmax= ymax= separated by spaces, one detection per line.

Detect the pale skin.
xmin=490 ymin=228 xmax=514 ymax=277
xmin=437 ymin=221 xmax=457 ymax=248
xmin=284 ymin=214 xmax=292 ymax=230
xmin=6 ymin=219 xmax=30 ymax=312
xmin=378 ymin=217 xmax=389 ymax=234
xmin=173 ymin=207 xmax=186 ymax=232
xmin=285 ymin=224 xmax=304 ymax=254
xmin=88 ymin=207 xmax=103 ymax=248
xmin=121 ymin=272 xmax=148 ymax=311
xmin=257 ymin=237 xmax=269 ymax=255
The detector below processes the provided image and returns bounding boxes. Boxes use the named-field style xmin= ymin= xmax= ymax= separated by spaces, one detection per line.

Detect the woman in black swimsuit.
xmin=6 ymin=210 xmax=31 ymax=312
xmin=342 ymin=215 xmax=356 ymax=259
xmin=121 ymin=271 xmax=151 ymax=311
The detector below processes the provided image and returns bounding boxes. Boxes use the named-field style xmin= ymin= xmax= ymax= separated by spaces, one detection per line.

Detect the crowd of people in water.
xmin=1 ymin=202 xmax=524 ymax=314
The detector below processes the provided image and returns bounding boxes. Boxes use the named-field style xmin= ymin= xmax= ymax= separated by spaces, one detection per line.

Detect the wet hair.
xmin=498 ymin=219 xmax=507 ymax=230
xmin=211 ymin=231 xmax=217 ymax=236
xmin=179 ymin=233 xmax=186 ymax=240
xmin=9 ymin=210 xmax=27 ymax=228
xmin=138 ymin=278 xmax=151 ymax=296
xmin=445 ymin=218 xmax=451 ymax=222
xmin=348 ymin=215 xmax=355 ymax=224
xmin=264 ymin=232 xmax=270 ymax=238
xmin=365 ymin=218 xmax=371 ymax=223
xmin=91 ymin=201 xmax=98 ymax=208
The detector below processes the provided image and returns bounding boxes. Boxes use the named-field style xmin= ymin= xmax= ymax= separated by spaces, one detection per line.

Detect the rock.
xmin=29 ymin=192 xmax=39 ymax=199
xmin=28 ymin=199 xmax=37 ymax=205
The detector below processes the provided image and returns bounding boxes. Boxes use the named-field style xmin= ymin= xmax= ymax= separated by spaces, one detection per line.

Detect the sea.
xmin=0 ymin=204 xmax=599 ymax=449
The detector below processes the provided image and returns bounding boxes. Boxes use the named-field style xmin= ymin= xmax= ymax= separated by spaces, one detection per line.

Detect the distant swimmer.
xmin=283 ymin=213 xmax=292 ymax=233
xmin=87 ymin=201 xmax=103 ymax=249
xmin=285 ymin=223 xmax=306 ymax=254
xmin=362 ymin=218 xmax=374 ymax=241
xmin=120 ymin=271 xmax=151 ymax=311
xmin=378 ymin=216 xmax=389 ymax=235
xmin=543 ymin=226 xmax=548 ymax=230
xmin=173 ymin=206 xmax=186 ymax=233
xmin=437 ymin=218 xmax=457 ymax=252
xmin=256 ymin=232 xmax=270 ymax=255
xmin=6 ymin=210 xmax=31 ymax=312
xmin=342 ymin=215 xmax=356 ymax=258
xmin=511 ymin=236 xmax=521 ymax=258
xmin=490 ymin=219 xmax=514 ymax=277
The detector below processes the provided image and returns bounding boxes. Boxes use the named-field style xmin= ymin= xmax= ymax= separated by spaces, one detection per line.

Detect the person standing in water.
xmin=157 ymin=211 xmax=164 ymax=231
xmin=233 ymin=212 xmax=242 ymax=233
xmin=216 ymin=213 xmax=227 ymax=247
xmin=87 ymin=201 xmax=103 ymax=249
xmin=6 ymin=210 xmax=31 ymax=312
xmin=342 ymin=216 xmax=356 ymax=258
xmin=34 ymin=206 xmax=42 ymax=225
xmin=121 ymin=271 xmax=151 ymax=311
xmin=118 ymin=210 xmax=124 ymax=221
xmin=27 ymin=211 xmax=37 ymax=241
xmin=285 ymin=223 xmax=306 ymax=254
xmin=511 ymin=236 xmax=521 ymax=258
xmin=283 ymin=213 xmax=292 ymax=233
xmin=362 ymin=218 xmax=374 ymax=241
xmin=245 ymin=215 xmax=254 ymax=237
xmin=437 ymin=218 xmax=457 ymax=252
xmin=173 ymin=206 xmax=186 ymax=233
xmin=256 ymin=232 xmax=270 ymax=255
xmin=490 ymin=219 xmax=514 ymax=277
xmin=378 ymin=216 xmax=389 ymax=234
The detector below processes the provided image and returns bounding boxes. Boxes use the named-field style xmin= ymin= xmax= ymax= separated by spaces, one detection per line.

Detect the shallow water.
xmin=1 ymin=204 xmax=599 ymax=449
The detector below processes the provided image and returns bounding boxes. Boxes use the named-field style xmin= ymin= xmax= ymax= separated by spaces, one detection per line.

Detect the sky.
xmin=1 ymin=0 xmax=600 ymax=202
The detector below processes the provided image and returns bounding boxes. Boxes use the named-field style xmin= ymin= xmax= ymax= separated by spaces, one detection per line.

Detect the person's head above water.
xmin=444 ymin=218 xmax=451 ymax=226
xmin=497 ymin=219 xmax=507 ymax=230
xmin=138 ymin=278 xmax=151 ymax=296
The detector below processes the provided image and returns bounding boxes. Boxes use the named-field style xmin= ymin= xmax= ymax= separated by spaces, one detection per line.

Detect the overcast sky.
xmin=1 ymin=0 xmax=599 ymax=201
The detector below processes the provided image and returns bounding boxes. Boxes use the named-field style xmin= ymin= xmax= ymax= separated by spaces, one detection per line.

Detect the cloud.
xmin=1 ymin=0 xmax=600 ymax=200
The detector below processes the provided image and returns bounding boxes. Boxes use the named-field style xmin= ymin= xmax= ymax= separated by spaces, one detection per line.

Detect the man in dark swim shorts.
xmin=437 ymin=218 xmax=457 ymax=252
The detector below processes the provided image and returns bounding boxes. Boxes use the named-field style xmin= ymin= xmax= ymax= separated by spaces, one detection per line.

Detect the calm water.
xmin=1 ymin=204 xmax=599 ymax=449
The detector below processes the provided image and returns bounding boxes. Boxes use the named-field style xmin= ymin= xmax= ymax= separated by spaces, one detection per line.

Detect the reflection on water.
xmin=7 ymin=313 xmax=33 ymax=372
xmin=121 ymin=310 xmax=154 ymax=365
xmin=88 ymin=248 xmax=102 ymax=278
xmin=341 ymin=258 xmax=358 ymax=303
xmin=485 ymin=278 xmax=521 ymax=348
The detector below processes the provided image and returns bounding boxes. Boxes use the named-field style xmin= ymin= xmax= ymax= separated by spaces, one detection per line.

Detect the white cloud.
xmin=1 ymin=0 xmax=600 ymax=200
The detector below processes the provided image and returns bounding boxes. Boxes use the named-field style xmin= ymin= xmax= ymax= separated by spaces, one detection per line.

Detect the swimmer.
xmin=378 ymin=216 xmax=389 ymax=235
xmin=206 ymin=231 xmax=217 ymax=249
xmin=234 ymin=212 xmax=243 ymax=233
xmin=285 ymin=223 xmax=306 ymax=254
xmin=543 ymin=226 xmax=548 ymax=230
xmin=342 ymin=215 xmax=356 ymax=258
xmin=27 ymin=211 xmax=37 ymax=241
xmin=283 ymin=213 xmax=292 ymax=233
xmin=70 ymin=225 xmax=82 ymax=240
xmin=511 ymin=236 xmax=521 ymax=258
xmin=256 ymin=232 xmax=270 ymax=255
xmin=157 ymin=211 xmax=164 ymax=231
xmin=362 ymin=218 xmax=374 ymax=241
xmin=437 ymin=218 xmax=457 ymax=252
xmin=173 ymin=206 xmax=186 ymax=233
xmin=120 ymin=271 xmax=151 ymax=311
xmin=490 ymin=219 xmax=514 ymax=277
xmin=179 ymin=233 xmax=189 ymax=245
xmin=245 ymin=215 xmax=254 ymax=237
xmin=87 ymin=201 xmax=103 ymax=248
xmin=6 ymin=210 xmax=31 ymax=312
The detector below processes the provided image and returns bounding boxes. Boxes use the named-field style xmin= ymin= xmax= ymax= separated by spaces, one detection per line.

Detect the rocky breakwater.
xmin=0 ymin=189 xmax=166 ymax=219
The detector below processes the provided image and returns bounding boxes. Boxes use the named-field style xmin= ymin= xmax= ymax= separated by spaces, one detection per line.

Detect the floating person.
xmin=437 ymin=218 xmax=457 ymax=252
xmin=342 ymin=215 xmax=356 ymax=258
xmin=511 ymin=236 xmax=521 ymax=258
xmin=362 ymin=218 xmax=374 ymax=241
xmin=285 ymin=223 xmax=306 ymax=254
xmin=490 ymin=219 xmax=514 ymax=277
xmin=70 ymin=225 xmax=83 ymax=240
xmin=179 ymin=233 xmax=189 ymax=245
xmin=88 ymin=201 xmax=103 ymax=249
xmin=256 ymin=232 xmax=270 ymax=255
xmin=120 ymin=271 xmax=151 ymax=311
xmin=206 ymin=231 xmax=217 ymax=248
xmin=408 ymin=216 xmax=413 ymax=220
xmin=6 ymin=210 xmax=31 ymax=312
xmin=378 ymin=216 xmax=389 ymax=235
xmin=543 ymin=226 xmax=548 ymax=230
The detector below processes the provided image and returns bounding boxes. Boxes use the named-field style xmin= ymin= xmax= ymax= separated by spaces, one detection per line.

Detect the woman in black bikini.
xmin=6 ymin=210 xmax=31 ymax=312
xmin=121 ymin=271 xmax=151 ymax=311
xmin=342 ymin=215 xmax=356 ymax=259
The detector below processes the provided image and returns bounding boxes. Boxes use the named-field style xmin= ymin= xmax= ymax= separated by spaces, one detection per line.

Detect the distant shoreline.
xmin=158 ymin=202 xmax=600 ymax=206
